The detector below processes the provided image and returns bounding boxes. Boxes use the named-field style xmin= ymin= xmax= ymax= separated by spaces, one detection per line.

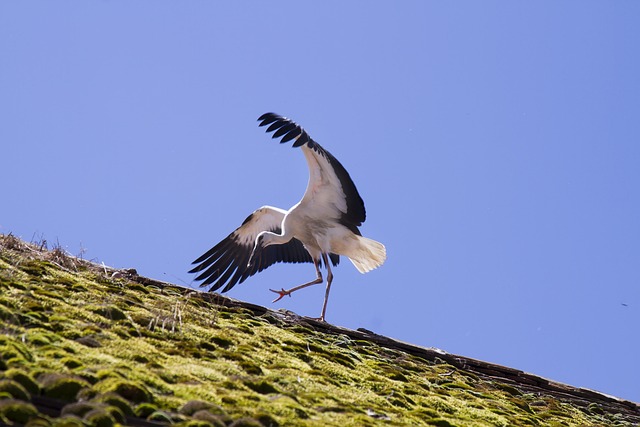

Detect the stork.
xmin=189 ymin=113 xmax=386 ymax=321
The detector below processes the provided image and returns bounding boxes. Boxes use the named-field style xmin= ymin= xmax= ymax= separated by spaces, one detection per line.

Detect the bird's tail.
xmin=348 ymin=236 xmax=386 ymax=274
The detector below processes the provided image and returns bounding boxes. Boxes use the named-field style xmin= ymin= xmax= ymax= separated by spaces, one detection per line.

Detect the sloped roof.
xmin=1 ymin=233 xmax=638 ymax=426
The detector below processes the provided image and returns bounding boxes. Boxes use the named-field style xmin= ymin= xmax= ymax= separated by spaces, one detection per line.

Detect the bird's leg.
xmin=319 ymin=253 xmax=334 ymax=322
xmin=270 ymin=259 xmax=323 ymax=302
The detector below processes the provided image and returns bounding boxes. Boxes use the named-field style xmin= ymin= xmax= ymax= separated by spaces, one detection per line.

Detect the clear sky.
xmin=2 ymin=2 xmax=639 ymax=403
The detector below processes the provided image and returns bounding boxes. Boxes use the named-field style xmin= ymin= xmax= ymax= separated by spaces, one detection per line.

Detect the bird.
xmin=189 ymin=112 xmax=386 ymax=321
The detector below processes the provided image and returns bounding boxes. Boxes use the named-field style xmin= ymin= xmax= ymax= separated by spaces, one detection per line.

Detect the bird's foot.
xmin=269 ymin=288 xmax=292 ymax=303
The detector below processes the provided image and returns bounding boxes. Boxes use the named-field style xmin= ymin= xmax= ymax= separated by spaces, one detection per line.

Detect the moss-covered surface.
xmin=0 ymin=233 xmax=638 ymax=427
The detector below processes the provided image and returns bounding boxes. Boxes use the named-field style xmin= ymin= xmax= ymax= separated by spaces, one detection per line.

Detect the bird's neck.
xmin=261 ymin=230 xmax=292 ymax=246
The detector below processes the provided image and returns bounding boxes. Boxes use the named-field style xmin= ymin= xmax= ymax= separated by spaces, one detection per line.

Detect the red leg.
xmin=270 ymin=258 xmax=323 ymax=302
xmin=319 ymin=253 xmax=334 ymax=321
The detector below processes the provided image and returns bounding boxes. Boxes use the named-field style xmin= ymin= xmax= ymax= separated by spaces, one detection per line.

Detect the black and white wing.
xmin=257 ymin=113 xmax=366 ymax=234
xmin=190 ymin=206 xmax=314 ymax=293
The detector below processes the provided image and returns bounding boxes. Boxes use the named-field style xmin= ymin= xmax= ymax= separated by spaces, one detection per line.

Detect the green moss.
xmin=177 ymin=420 xmax=219 ymax=427
xmin=134 ymin=402 xmax=157 ymax=417
xmin=103 ymin=405 xmax=126 ymax=424
xmin=0 ymin=235 xmax=634 ymax=427
xmin=26 ymin=330 xmax=58 ymax=347
xmin=229 ymin=417 xmax=265 ymax=427
xmin=75 ymin=336 xmax=102 ymax=348
xmin=33 ymin=288 xmax=66 ymax=301
xmin=442 ymin=381 xmax=473 ymax=390
xmin=426 ymin=419 xmax=457 ymax=427
xmin=587 ymin=402 xmax=604 ymax=415
xmin=83 ymin=408 xmax=116 ymax=427
xmin=61 ymin=357 xmax=83 ymax=369
xmin=93 ymin=392 xmax=135 ymax=416
xmin=128 ymin=282 xmax=149 ymax=294
xmin=210 ymin=335 xmax=234 ymax=349
xmin=77 ymin=371 xmax=99 ymax=385
xmin=24 ymin=416 xmax=51 ymax=427
xmin=147 ymin=410 xmax=175 ymax=423
xmin=38 ymin=373 xmax=90 ymax=401
xmin=0 ymin=399 xmax=39 ymax=424
xmin=26 ymin=311 xmax=49 ymax=323
xmin=94 ymin=378 xmax=152 ymax=403
xmin=132 ymin=354 xmax=149 ymax=363
xmin=239 ymin=360 xmax=263 ymax=375
xmin=51 ymin=416 xmax=85 ymax=427
xmin=1 ymin=339 xmax=34 ymax=363
xmin=244 ymin=380 xmax=279 ymax=395
xmin=3 ymin=370 xmax=39 ymax=395
xmin=496 ymin=382 xmax=523 ymax=396
xmin=0 ymin=379 xmax=31 ymax=401
xmin=92 ymin=305 xmax=127 ymax=321
xmin=218 ymin=349 xmax=245 ymax=362
xmin=191 ymin=410 xmax=230 ymax=427
xmin=254 ymin=412 xmax=280 ymax=427
xmin=19 ymin=260 xmax=49 ymax=277
xmin=60 ymin=401 xmax=96 ymax=417
xmin=179 ymin=400 xmax=223 ymax=416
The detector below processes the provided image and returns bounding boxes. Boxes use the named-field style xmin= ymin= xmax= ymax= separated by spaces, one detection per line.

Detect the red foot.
xmin=269 ymin=288 xmax=291 ymax=303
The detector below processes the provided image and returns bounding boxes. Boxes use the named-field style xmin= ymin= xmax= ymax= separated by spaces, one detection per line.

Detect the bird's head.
xmin=247 ymin=232 xmax=271 ymax=268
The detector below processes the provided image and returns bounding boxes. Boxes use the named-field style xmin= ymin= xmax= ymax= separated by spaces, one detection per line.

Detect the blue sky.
xmin=2 ymin=2 xmax=639 ymax=403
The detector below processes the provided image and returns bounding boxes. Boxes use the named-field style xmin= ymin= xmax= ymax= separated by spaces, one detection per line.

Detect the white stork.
xmin=190 ymin=113 xmax=386 ymax=321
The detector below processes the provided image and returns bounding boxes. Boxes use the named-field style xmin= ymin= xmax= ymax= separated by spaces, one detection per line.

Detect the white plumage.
xmin=190 ymin=113 xmax=386 ymax=321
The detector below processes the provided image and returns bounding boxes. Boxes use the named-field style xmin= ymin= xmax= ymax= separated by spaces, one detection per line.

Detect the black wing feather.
xmin=257 ymin=112 xmax=281 ymax=126
xmin=272 ymin=122 xmax=297 ymax=139
xmin=281 ymin=128 xmax=302 ymax=143
xmin=190 ymin=114 xmax=351 ymax=294
xmin=292 ymin=131 xmax=310 ymax=147
xmin=190 ymin=224 xmax=337 ymax=293
xmin=266 ymin=121 xmax=286 ymax=133
xmin=257 ymin=112 xmax=367 ymax=228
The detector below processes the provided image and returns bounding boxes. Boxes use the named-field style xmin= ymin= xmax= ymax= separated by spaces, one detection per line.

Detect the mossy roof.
xmin=1 ymin=233 xmax=638 ymax=427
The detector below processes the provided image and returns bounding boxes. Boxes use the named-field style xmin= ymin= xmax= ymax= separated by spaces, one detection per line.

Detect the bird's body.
xmin=190 ymin=113 xmax=385 ymax=321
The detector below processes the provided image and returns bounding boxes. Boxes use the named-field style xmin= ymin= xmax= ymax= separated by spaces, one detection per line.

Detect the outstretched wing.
xmin=257 ymin=113 xmax=366 ymax=234
xmin=189 ymin=206 xmax=315 ymax=293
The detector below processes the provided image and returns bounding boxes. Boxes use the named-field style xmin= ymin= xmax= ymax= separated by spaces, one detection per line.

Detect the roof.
xmin=1 ymin=233 xmax=638 ymax=426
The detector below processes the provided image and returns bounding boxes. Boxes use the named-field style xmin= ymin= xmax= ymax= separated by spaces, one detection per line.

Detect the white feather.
xmin=191 ymin=113 xmax=386 ymax=321
xmin=233 ymin=206 xmax=287 ymax=247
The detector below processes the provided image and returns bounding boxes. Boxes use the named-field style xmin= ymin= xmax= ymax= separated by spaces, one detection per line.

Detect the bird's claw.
xmin=269 ymin=288 xmax=291 ymax=303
